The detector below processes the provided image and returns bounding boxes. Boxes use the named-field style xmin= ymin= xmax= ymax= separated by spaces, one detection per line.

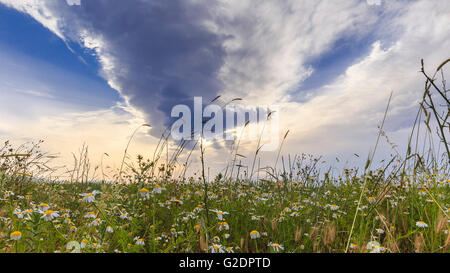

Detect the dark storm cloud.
xmin=50 ymin=0 xmax=227 ymax=137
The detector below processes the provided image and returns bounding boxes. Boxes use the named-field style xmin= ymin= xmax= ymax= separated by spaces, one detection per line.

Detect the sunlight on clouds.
xmin=215 ymin=0 xmax=380 ymax=105
xmin=274 ymin=0 xmax=450 ymax=163
xmin=0 ymin=103 xmax=157 ymax=173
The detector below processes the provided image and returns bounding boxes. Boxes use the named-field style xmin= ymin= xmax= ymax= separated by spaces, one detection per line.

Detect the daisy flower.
xmin=225 ymin=246 xmax=234 ymax=253
xmin=209 ymin=244 xmax=224 ymax=253
xmin=39 ymin=203 xmax=50 ymax=212
xmin=23 ymin=209 xmax=33 ymax=216
xmin=194 ymin=225 xmax=201 ymax=232
xmin=268 ymin=242 xmax=284 ymax=252
xmin=10 ymin=231 xmax=22 ymax=240
xmin=91 ymin=218 xmax=102 ymax=226
xmin=139 ymin=188 xmax=150 ymax=199
xmin=80 ymin=192 xmax=96 ymax=203
xmin=106 ymin=226 xmax=114 ymax=233
xmin=329 ymin=204 xmax=339 ymax=211
xmin=218 ymin=221 xmax=230 ymax=231
xmin=370 ymin=246 xmax=386 ymax=253
xmin=41 ymin=210 xmax=59 ymax=221
xmin=153 ymin=185 xmax=165 ymax=194
xmin=416 ymin=221 xmax=428 ymax=228
xmin=119 ymin=212 xmax=129 ymax=220
xmin=366 ymin=241 xmax=380 ymax=251
xmin=80 ymin=239 xmax=89 ymax=248
xmin=85 ymin=211 xmax=96 ymax=219
xmin=250 ymin=230 xmax=260 ymax=239
xmin=375 ymin=228 xmax=384 ymax=234
xmin=13 ymin=209 xmax=24 ymax=219
xmin=134 ymin=237 xmax=145 ymax=246
xmin=170 ymin=228 xmax=177 ymax=235
xmin=212 ymin=210 xmax=229 ymax=220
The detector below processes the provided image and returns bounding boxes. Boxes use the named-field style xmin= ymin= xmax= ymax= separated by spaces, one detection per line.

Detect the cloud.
xmin=274 ymin=0 xmax=450 ymax=163
xmin=66 ymin=0 xmax=80 ymax=6
xmin=1 ymin=0 xmax=449 ymax=174
xmin=367 ymin=0 xmax=382 ymax=6
xmin=0 ymin=0 xmax=64 ymax=39
xmin=0 ymin=0 xmax=381 ymax=135
xmin=215 ymin=0 xmax=381 ymax=104
xmin=50 ymin=0 xmax=227 ymax=137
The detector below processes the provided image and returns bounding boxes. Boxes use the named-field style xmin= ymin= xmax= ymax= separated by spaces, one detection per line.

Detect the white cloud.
xmin=367 ymin=0 xmax=382 ymax=6
xmin=0 ymin=0 xmax=64 ymax=39
xmin=66 ymin=0 xmax=80 ymax=6
xmin=1 ymin=0 xmax=449 ymax=175
xmin=213 ymin=0 xmax=379 ymax=104
xmin=0 ymin=102 xmax=156 ymax=175
xmin=273 ymin=0 xmax=450 ymax=161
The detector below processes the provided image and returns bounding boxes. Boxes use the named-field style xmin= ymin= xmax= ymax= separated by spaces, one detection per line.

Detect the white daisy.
xmin=80 ymin=192 xmax=96 ymax=203
xmin=41 ymin=210 xmax=59 ymax=221
xmin=250 ymin=230 xmax=260 ymax=239
xmin=134 ymin=237 xmax=145 ymax=246
xmin=209 ymin=244 xmax=224 ymax=253
xmin=139 ymin=188 xmax=150 ymax=199
xmin=416 ymin=221 xmax=428 ymax=228
xmin=10 ymin=231 xmax=21 ymax=240
xmin=212 ymin=210 xmax=229 ymax=221
xmin=268 ymin=242 xmax=284 ymax=252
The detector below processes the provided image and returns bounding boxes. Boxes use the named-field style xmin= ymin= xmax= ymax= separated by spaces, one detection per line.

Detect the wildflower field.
xmin=0 ymin=153 xmax=449 ymax=253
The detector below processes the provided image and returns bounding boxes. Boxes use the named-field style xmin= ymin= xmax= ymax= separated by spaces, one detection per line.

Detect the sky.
xmin=0 ymin=0 xmax=449 ymax=178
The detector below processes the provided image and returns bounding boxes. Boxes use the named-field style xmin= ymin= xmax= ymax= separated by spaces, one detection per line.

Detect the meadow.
xmin=0 ymin=59 xmax=449 ymax=253
xmin=0 ymin=152 xmax=449 ymax=253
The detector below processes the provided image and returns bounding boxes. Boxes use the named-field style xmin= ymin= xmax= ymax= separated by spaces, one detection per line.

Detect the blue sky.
xmin=0 ymin=0 xmax=449 ymax=175
xmin=0 ymin=4 xmax=121 ymax=109
xmin=295 ymin=32 xmax=377 ymax=99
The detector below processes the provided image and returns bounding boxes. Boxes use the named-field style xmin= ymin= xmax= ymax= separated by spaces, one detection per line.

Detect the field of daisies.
xmin=0 ymin=161 xmax=449 ymax=253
